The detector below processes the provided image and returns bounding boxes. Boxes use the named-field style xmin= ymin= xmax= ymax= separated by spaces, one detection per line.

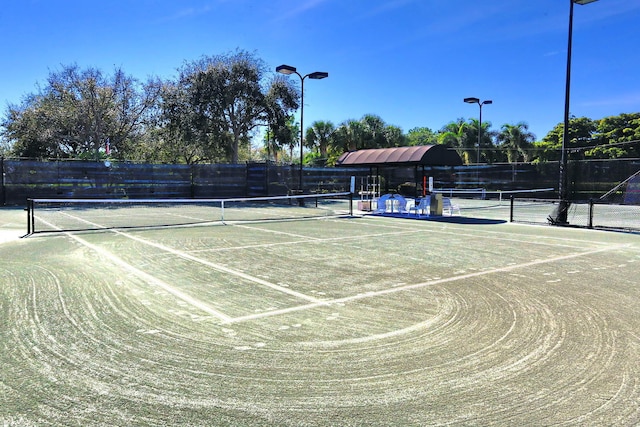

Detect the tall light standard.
xmin=276 ymin=64 xmax=328 ymax=191
xmin=464 ymin=97 xmax=492 ymax=186
xmin=555 ymin=0 xmax=599 ymax=224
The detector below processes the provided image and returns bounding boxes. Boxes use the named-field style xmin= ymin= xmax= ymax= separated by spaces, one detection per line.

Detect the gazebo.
xmin=336 ymin=145 xmax=463 ymax=197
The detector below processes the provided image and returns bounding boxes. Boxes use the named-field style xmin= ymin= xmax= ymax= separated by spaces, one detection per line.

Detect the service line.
xmin=226 ymin=242 xmax=629 ymax=324
xmin=58 ymin=212 xmax=324 ymax=304
xmin=34 ymin=215 xmax=233 ymax=322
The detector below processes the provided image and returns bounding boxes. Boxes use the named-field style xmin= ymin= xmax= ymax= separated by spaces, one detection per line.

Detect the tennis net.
xmin=433 ymin=187 xmax=555 ymax=201
xmin=27 ymin=192 xmax=353 ymax=234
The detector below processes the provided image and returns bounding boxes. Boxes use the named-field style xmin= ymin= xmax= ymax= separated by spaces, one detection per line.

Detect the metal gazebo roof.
xmin=335 ymin=145 xmax=462 ymax=167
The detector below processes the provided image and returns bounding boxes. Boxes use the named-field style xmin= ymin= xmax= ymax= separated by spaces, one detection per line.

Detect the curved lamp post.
xmin=276 ymin=64 xmax=328 ymax=191
xmin=464 ymin=97 xmax=492 ymax=185
xmin=555 ymin=0 xmax=599 ymax=225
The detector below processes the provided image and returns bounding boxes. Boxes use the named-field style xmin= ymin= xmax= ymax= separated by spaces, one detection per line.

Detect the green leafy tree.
xmin=1 ymin=64 xmax=160 ymax=159
xmin=384 ymin=125 xmax=406 ymax=147
xmin=586 ymin=113 xmax=640 ymax=159
xmin=161 ymin=50 xmax=298 ymax=164
xmin=534 ymin=116 xmax=596 ymax=162
xmin=407 ymin=127 xmax=437 ymax=146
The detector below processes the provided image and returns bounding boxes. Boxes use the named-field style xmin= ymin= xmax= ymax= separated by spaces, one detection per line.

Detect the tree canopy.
xmin=2 ymin=51 xmax=639 ymax=166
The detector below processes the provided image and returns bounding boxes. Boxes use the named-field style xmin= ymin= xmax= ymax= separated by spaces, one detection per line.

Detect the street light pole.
xmin=555 ymin=0 xmax=599 ymax=225
xmin=464 ymin=97 xmax=492 ymax=186
xmin=276 ymin=64 xmax=328 ymax=191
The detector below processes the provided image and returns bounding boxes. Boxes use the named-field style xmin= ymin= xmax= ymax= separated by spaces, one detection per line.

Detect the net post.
xmin=221 ymin=200 xmax=225 ymax=223
xmin=588 ymin=199 xmax=594 ymax=229
xmin=27 ymin=198 xmax=33 ymax=234
xmin=349 ymin=191 xmax=354 ymax=217
xmin=349 ymin=175 xmax=355 ymax=217
xmin=509 ymin=195 xmax=514 ymax=223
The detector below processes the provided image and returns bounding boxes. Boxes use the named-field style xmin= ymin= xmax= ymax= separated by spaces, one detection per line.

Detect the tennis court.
xmin=1 ymin=200 xmax=640 ymax=426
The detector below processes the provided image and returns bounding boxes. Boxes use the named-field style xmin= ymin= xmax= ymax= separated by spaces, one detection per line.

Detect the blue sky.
xmin=1 ymin=0 xmax=639 ymax=142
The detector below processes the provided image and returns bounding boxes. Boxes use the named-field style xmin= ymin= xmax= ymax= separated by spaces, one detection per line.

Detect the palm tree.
xmin=360 ymin=114 xmax=387 ymax=148
xmin=305 ymin=120 xmax=335 ymax=159
xmin=497 ymin=122 xmax=535 ymax=163
xmin=332 ymin=119 xmax=365 ymax=152
xmin=438 ymin=118 xmax=470 ymax=162
xmin=466 ymin=118 xmax=497 ymax=163
xmin=262 ymin=128 xmax=280 ymax=163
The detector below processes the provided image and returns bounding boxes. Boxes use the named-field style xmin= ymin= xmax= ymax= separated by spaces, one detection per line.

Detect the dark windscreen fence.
xmin=27 ymin=192 xmax=353 ymax=234
xmin=2 ymin=159 xmax=367 ymax=205
xmin=624 ymin=174 xmax=640 ymax=204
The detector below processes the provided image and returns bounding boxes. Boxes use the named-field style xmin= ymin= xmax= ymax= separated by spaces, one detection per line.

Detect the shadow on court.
xmin=369 ymin=212 xmax=507 ymax=225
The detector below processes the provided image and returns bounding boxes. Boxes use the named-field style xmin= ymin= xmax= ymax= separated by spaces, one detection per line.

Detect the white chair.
xmin=390 ymin=194 xmax=408 ymax=214
xmin=374 ymin=194 xmax=392 ymax=214
xmin=408 ymin=196 xmax=430 ymax=216
xmin=442 ymin=198 xmax=461 ymax=216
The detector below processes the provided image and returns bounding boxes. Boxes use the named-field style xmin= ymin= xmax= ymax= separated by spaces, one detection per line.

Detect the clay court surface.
xmin=1 ymin=205 xmax=640 ymax=426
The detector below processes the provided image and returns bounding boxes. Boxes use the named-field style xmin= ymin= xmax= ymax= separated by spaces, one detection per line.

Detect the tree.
xmin=331 ymin=119 xmax=364 ymax=152
xmin=438 ymin=119 xmax=470 ymax=162
xmin=407 ymin=127 xmax=437 ymax=146
xmin=360 ymin=114 xmax=388 ymax=148
xmin=284 ymin=116 xmax=300 ymax=163
xmin=1 ymin=64 xmax=160 ymax=160
xmin=161 ymin=50 xmax=298 ymax=164
xmin=586 ymin=113 xmax=640 ymax=159
xmin=328 ymin=115 xmax=404 ymax=156
xmin=467 ymin=118 xmax=497 ymax=163
xmin=305 ymin=120 xmax=335 ymax=161
xmin=534 ymin=116 xmax=596 ymax=162
xmin=384 ymin=125 xmax=406 ymax=147
xmin=496 ymin=122 xmax=536 ymax=163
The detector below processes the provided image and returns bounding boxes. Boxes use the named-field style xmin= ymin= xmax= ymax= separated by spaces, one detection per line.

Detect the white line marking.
xmin=35 ymin=216 xmax=233 ymax=322
xmin=58 ymin=212 xmax=323 ymax=304
xmin=226 ymin=243 xmax=629 ymax=324
xmin=189 ymin=227 xmax=417 ymax=253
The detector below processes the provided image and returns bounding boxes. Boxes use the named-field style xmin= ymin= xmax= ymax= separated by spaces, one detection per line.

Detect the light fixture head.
xmin=483 ymin=100 xmax=493 ymax=105
xmin=276 ymin=64 xmax=296 ymax=75
xmin=574 ymin=0 xmax=598 ymax=5
xmin=464 ymin=97 xmax=480 ymax=104
xmin=308 ymin=71 xmax=329 ymax=80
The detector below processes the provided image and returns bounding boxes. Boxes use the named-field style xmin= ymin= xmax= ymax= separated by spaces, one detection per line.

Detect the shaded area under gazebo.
xmin=337 ymin=145 xmax=463 ymax=196
xmin=336 ymin=145 xmax=464 ymax=216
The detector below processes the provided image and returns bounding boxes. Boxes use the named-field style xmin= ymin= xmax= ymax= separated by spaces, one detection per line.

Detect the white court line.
xmin=57 ymin=212 xmax=323 ymax=304
xmin=191 ymin=224 xmax=416 ymax=252
xmin=351 ymin=216 xmax=612 ymax=250
xmin=35 ymin=216 xmax=233 ymax=322
xmin=226 ymin=243 xmax=629 ymax=324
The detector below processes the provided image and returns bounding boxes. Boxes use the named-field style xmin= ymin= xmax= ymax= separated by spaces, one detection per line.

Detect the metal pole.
xmin=557 ymin=0 xmax=575 ymax=224
xmin=300 ymin=75 xmax=305 ymax=191
xmin=477 ymin=104 xmax=482 ymax=185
